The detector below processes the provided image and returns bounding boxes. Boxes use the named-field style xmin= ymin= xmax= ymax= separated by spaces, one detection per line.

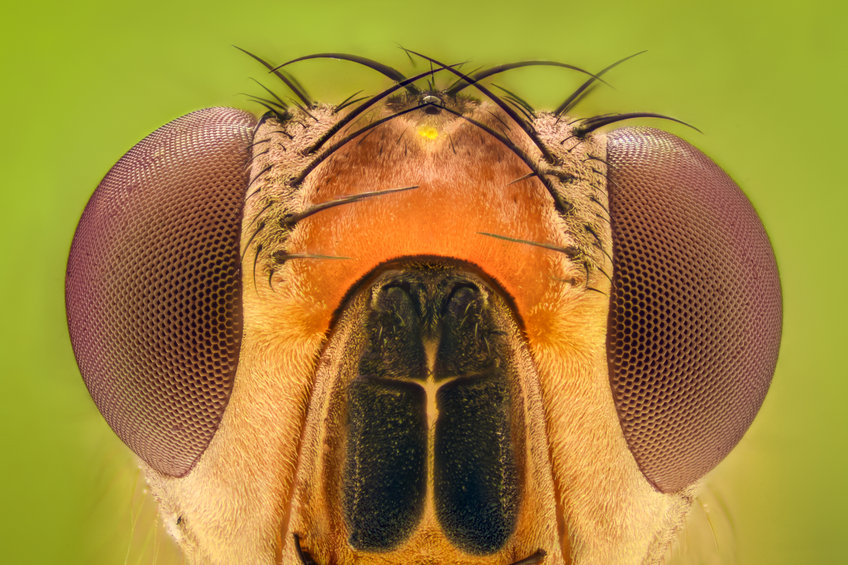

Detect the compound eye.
xmin=605 ymin=127 xmax=782 ymax=493
xmin=65 ymin=108 xmax=256 ymax=477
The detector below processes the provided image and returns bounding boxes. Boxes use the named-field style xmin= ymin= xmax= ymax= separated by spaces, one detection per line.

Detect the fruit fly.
xmin=65 ymin=50 xmax=782 ymax=564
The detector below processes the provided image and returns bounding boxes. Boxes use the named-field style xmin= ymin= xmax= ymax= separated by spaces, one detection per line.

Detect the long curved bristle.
xmin=334 ymin=90 xmax=365 ymax=113
xmin=294 ymin=103 xmax=432 ymax=185
xmin=234 ymin=46 xmax=313 ymax=107
xmin=274 ymin=53 xmax=419 ymax=95
xmin=555 ymin=51 xmax=647 ymax=116
xmin=575 ymin=112 xmax=701 ymax=137
xmin=447 ymin=60 xmax=602 ymax=96
xmin=245 ymin=201 xmax=275 ymax=231
xmin=245 ymin=164 xmax=273 ymax=200
xmin=435 ymin=105 xmax=572 ymax=215
xmin=403 ymin=49 xmax=557 ymax=164
xmin=240 ymin=221 xmax=265 ymax=264
xmin=307 ymin=64 xmax=463 ymax=154
xmin=492 ymin=84 xmax=536 ymax=119
xmin=244 ymin=94 xmax=287 ymax=113
xmin=248 ymin=78 xmax=288 ymax=108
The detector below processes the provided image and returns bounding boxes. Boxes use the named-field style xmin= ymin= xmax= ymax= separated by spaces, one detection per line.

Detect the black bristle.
xmin=274 ymin=53 xmax=418 ymax=95
xmin=294 ymin=103 xmax=431 ymax=185
xmin=306 ymin=64 xmax=463 ymax=154
xmin=234 ymin=46 xmax=313 ymax=107
xmin=436 ymin=105 xmax=571 ymax=215
xmin=281 ymin=185 xmax=419 ymax=228
xmin=447 ymin=60 xmax=601 ymax=96
xmin=403 ymin=49 xmax=557 ymax=164
xmin=575 ymin=112 xmax=700 ymax=137
xmin=556 ymin=51 xmax=646 ymax=116
xmin=478 ymin=232 xmax=580 ymax=259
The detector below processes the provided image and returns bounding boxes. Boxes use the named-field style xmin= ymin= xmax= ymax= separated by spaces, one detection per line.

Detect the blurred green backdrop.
xmin=2 ymin=0 xmax=845 ymax=563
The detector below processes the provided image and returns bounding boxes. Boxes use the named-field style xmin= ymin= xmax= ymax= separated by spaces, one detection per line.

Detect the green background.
xmin=2 ymin=0 xmax=845 ymax=563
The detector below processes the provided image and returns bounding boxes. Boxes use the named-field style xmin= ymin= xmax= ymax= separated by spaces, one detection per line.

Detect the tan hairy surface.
xmin=142 ymin=101 xmax=692 ymax=564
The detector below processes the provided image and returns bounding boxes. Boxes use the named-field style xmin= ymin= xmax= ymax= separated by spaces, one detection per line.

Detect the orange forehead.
xmin=284 ymin=113 xmax=568 ymax=328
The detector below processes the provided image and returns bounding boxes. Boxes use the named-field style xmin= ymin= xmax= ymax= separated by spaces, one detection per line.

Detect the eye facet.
xmin=65 ymin=107 xmax=255 ymax=476
xmin=605 ymin=127 xmax=782 ymax=492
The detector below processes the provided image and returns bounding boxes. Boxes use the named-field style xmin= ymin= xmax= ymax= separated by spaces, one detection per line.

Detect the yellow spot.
xmin=418 ymin=126 xmax=439 ymax=140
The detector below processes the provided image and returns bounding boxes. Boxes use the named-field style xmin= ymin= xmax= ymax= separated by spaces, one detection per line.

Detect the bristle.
xmin=234 ymin=46 xmax=313 ymax=107
xmin=556 ymin=51 xmax=647 ymax=116
xmin=248 ymin=77 xmax=288 ymax=108
xmin=274 ymin=53 xmax=419 ymax=95
xmin=334 ymin=90 xmax=365 ymax=113
xmin=240 ymin=221 xmax=265 ymax=263
xmin=447 ymin=60 xmax=601 ymax=96
xmin=245 ymin=164 xmax=273 ymax=200
xmin=403 ymin=49 xmax=557 ymax=164
xmin=244 ymin=94 xmax=287 ymax=113
xmin=307 ymin=64 xmax=464 ymax=154
xmin=281 ymin=185 xmax=419 ymax=228
xmin=492 ymin=84 xmax=536 ymax=117
xmin=294 ymin=103 xmax=432 ymax=185
xmin=478 ymin=232 xmax=580 ymax=259
xmin=437 ymin=105 xmax=573 ymax=216
xmin=575 ymin=112 xmax=700 ymax=137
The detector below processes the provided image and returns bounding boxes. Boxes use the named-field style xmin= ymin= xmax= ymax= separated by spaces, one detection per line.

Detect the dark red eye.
xmin=65 ymin=107 xmax=255 ymax=476
xmin=605 ymin=127 xmax=782 ymax=492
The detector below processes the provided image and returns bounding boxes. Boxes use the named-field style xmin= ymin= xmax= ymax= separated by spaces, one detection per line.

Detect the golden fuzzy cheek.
xmin=66 ymin=53 xmax=781 ymax=565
